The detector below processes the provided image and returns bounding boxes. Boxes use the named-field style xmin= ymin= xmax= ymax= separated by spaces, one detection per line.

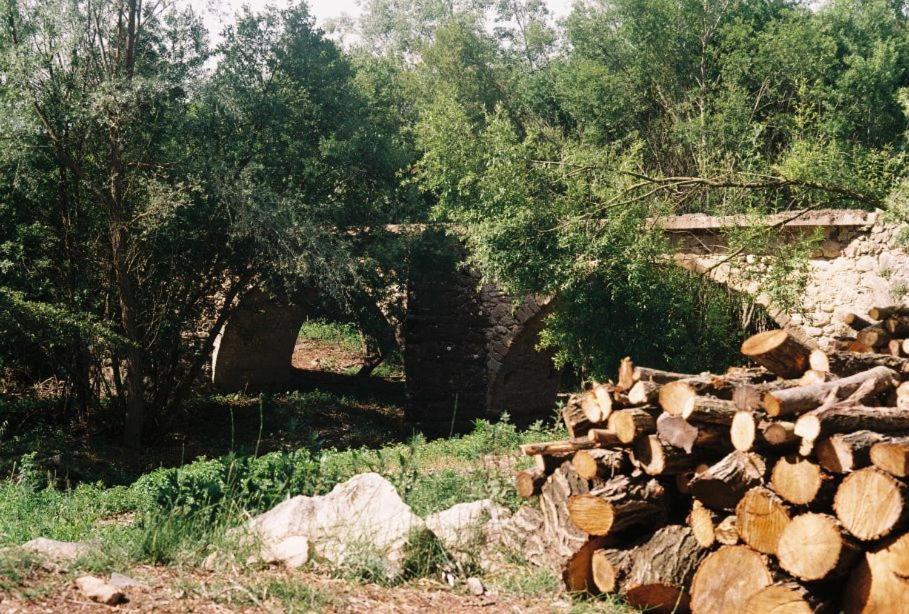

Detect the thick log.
xmin=607 ymin=407 xmax=657 ymax=444
xmin=622 ymin=525 xmax=707 ymax=614
xmin=562 ymin=536 xmax=609 ymax=592
xmin=869 ymin=437 xmax=909 ymax=477
xmin=736 ymin=487 xmax=792 ymax=555
xmin=689 ymin=451 xmax=766 ymax=511
xmin=521 ymin=438 xmax=595 ymax=456
xmin=888 ymin=339 xmax=907 ymax=357
xmin=843 ymin=531 xmax=909 ymax=613
xmin=795 ymin=405 xmax=909 ymax=452
xmin=826 ymin=351 xmax=909 ymax=377
xmin=562 ymin=402 xmax=600 ymax=439
xmin=690 ymin=545 xmax=775 ymax=614
xmin=571 ymin=449 xmax=627 ymax=481
xmin=844 ymin=312 xmax=874 ymax=331
xmin=675 ymin=463 xmax=710 ymax=495
xmin=516 ymin=467 xmax=546 ymax=498
xmin=745 ymin=582 xmax=833 ymax=614
xmin=591 ymin=547 xmax=634 ymax=594
xmin=856 ymin=324 xmax=891 ymax=349
xmin=741 ymin=329 xmax=814 ymax=378
xmin=634 ymin=434 xmax=710 ymax=475
xmin=815 ymin=430 xmax=887 ymax=474
xmin=777 ymin=513 xmax=861 ymax=581
xmin=628 ymin=380 xmax=660 ymax=406
xmin=567 ymin=474 xmax=666 ymax=536
xmin=770 ymin=455 xmax=834 ymax=507
xmin=809 ymin=349 xmax=830 ymax=373
xmin=763 ymin=366 xmax=899 ymax=417
xmin=734 ymin=380 xmax=801 ymax=411
xmin=683 ymin=396 xmax=739 ymax=425
xmin=834 ymin=467 xmax=909 ymax=541
xmin=587 ymin=428 xmax=622 ymax=446
xmin=847 ymin=340 xmax=874 ymax=353
xmin=763 ymin=421 xmax=798 ymax=447
xmin=656 ymin=413 xmax=725 ymax=454
xmin=885 ymin=316 xmax=909 ymax=337
xmin=868 ymin=305 xmax=909 ymax=321
xmin=588 ymin=383 xmax=614 ymax=422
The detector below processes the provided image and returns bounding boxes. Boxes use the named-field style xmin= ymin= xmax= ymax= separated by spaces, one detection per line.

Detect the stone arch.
xmin=211 ymin=289 xmax=309 ymax=392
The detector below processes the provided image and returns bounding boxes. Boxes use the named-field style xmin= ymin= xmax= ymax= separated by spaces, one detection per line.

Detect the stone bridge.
xmin=210 ymin=209 xmax=908 ymax=433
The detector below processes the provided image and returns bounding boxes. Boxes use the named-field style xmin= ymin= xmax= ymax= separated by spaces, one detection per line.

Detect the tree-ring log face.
xmin=835 ymin=468 xmax=908 ymax=540
xmin=567 ymin=495 xmax=615 ymax=536
xmin=777 ymin=513 xmax=842 ymax=580
xmin=741 ymin=329 xmax=788 ymax=355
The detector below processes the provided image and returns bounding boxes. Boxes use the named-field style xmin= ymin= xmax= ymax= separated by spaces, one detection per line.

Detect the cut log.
xmin=582 ymin=387 xmax=612 ymax=424
xmin=628 ymin=380 xmax=660 ymax=406
xmin=736 ymin=487 xmax=791 ymax=555
xmin=847 ymin=340 xmax=874 ymax=353
xmin=798 ymin=369 xmax=837 ymax=386
xmin=562 ymin=402 xmax=600 ymax=439
xmin=633 ymin=366 xmax=695 ymax=385
xmin=617 ymin=357 xmax=635 ymax=391
xmin=516 ymin=468 xmax=546 ymax=498
xmin=607 ymin=407 xmax=657 ymax=444
xmin=904 ymin=338 xmax=909 ymax=356
xmin=868 ymin=305 xmax=909 ymax=321
xmin=885 ymin=316 xmax=909 ymax=337
xmin=741 ymin=329 xmax=813 ymax=379
xmin=834 ymin=467 xmax=909 ymax=541
xmin=656 ymin=413 xmax=725 ymax=453
xmin=689 ymin=500 xmax=737 ymax=548
xmin=731 ymin=412 xmax=797 ymax=452
xmin=763 ymin=366 xmax=899 ymax=417
xmin=591 ymin=547 xmax=634 ymax=594
xmin=764 ymin=421 xmax=798 ymax=447
xmin=683 ymin=396 xmax=739 ymax=425
xmin=622 ymin=525 xmax=706 ymax=614
xmin=815 ymin=430 xmax=887 ymax=474
xmin=856 ymin=325 xmax=891 ymax=349
xmin=690 ymin=545 xmax=774 ymax=614
xmin=809 ymin=349 xmax=830 ymax=373
xmin=634 ymin=434 xmax=709 ymax=475
xmin=745 ymin=582 xmax=833 ymax=614
xmin=587 ymin=428 xmax=622 ymax=446
xmin=562 ymin=536 xmax=608 ymax=592
xmin=675 ymin=463 xmax=710 ymax=495
xmin=888 ymin=339 xmax=907 ymax=357
xmin=825 ymin=351 xmax=909 ymax=377
xmin=844 ymin=312 xmax=874 ymax=331
xmin=715 ymin=515 xmax=739 ymax=545
xmin=689 ymin=451 xmax=766 ymax=511
xmin=843 ymin=531 xmax=909 ymax=613
xmin=795 ymin=405 xmax=909 ymax=452
xmin=571 ymin=449 xmax=627 ymax=481
xmin=770 ymin=455 xmax=834 ymax=507
xmin=539 ymin=463 xmax=599 ymax=586
xmin=777 ymin=513 xmax=861 ymax=581
xmin=567 ymin=474 xmax=666 ymax=536
xmin=870 ymin=437 xmax=909 ymax=477
xmin=521 ymin=438 xmax=595 ymax=456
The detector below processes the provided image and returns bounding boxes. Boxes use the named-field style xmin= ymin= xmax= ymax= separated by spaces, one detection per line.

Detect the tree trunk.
xmin=736 ymin=487 xmax=792 ymax=555
xmin=868 ymin=305 xmax=909 ymax=321
xmin=562 ymin=402 xmax=600 ymax=439
xmin=682 ymin=396 xmax=739 ymax=425
xmin=834 ymin=467 xmax=909 ymax=541
xmin=690 ymin=546 xmax=775 ymax=614
xmin=844 ymin=312 xmax=874 ymax=331
xmin=770 ymin=455 xmax=834 ymax=507
xmin=689 ymin=451 xmax=766 ymax=511
xmin=567 ymin=474 xmax=666 ymax=536
xmin=622 ymin=525 xmax=706 ymax=614
xmin=825 ymin=351 xmax=909 ymax=378
xmin=521 ymin=438 xmax=595 ymax=456
xmin=608 ymin=407 xmax=657 ymax=444
xmin=763 ymin=366 xmax=899 ymax=417
xmin=777 ymin=513 xmax=861 ymax=581
xmin=689 ymin=500 xmax=738 ymax=548
xmin=740 ymin=329 xmax=813 ymax=379
xmin=656 ymin=413 xmax=725 ymax=454
xmin=856 ymin=325 xmax=891 ymax=349
xmin=730 ymin=411 xmax=797 ymax=452
xmin=795 ymin=404 xmax=909 ymax=451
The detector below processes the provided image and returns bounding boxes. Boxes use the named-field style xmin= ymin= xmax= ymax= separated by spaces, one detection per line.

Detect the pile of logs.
xmin=515 ymin=320 xmax=909 ymax=613
xmin=839 ymin=305 xmax=909 ymax=357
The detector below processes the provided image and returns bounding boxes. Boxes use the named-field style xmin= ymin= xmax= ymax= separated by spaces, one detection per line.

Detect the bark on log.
xmin=540 ymin=463 xmax=599 ymax=588
xmin=622 ymin=525 xmax=707 ymax=614
xmin=815 ymin=430 xmax=887 ymax=474
xmin=868 ymin=305 xmax=909 ymax=321
xmin=834 ymin=467 xmax=909 ymax=541
xmin=844 ymin=312 xmax=874 ymax=331
xmin=516 ymin=467 xmax=546 ymax=498
xmin=843 ymin=531 xmax=909 ymax=613
xmin=608 ymin=407 xmax=657 ymax=444
xmin=634 ymin=434 xmax=710 ymax=475
xmin=856 ymin=325 xmax=891 ymax=349
xmin=675 ymin=463 xmax=710 ymax=495
xmin=736 ymin=487 xmax=792 ymax=555
xmin=770 ymin=455 xmax=834 ymax=507
xmin=825 ymin=351 xmax=909 ymax=377
xmin=656 ymin=413 xmax=725 ymax=454
xmin=745 ymin=582 xmax=834 ymax=614
xmin=562 ymin=402 xmax=600 ymax=439
xmin=587 ymin=428 xmax=622 ymax=446
xmin=571 ymin=449 xmax=627 ymax=481
xmin=567 ymin=474 xmax=666 ymax=536
xmin=869 ymin=437 xmax=909 ymax=478
xmin=690 ymin=545 xmax=775 ymax=614
xmin=795 ymin=404 xmax=909 ymax=451
xmin=885 ymin=316 xmax=909 ymax=337
xmin=591 ymin=547 xmax=634 ymax=594
xmin=740 ymin=329 xmax=814 ymax=379
xmin=798 ymin=369 xmax=837 ymax=386
xmin=633 ymin=366 xmax=695 ymax=385
xmin=777 ymin=513 xmax=861 ymax=581
xmin=562 ymin=536 xmax=609 ymax=593
xmin=521 ymin=438 xmax=595 ymax=456
xmin=763 ymin=366 xmax=899 ymax=417
xmin=682 ymin=396 xmax=739 ymax=425
xmin=689 ymin=451 xmax=766 ymax=511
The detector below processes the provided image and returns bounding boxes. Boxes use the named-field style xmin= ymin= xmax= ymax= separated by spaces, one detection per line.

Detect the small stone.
xmin=75 ymin=575 xmax=125 ymax=606
xmin=856 ymin=256 xmax=876 ymax=272
xmin=108 ymin=572 xmax=146 ymax=589
xmin=466 ymin=577 xmax=485 ymax=596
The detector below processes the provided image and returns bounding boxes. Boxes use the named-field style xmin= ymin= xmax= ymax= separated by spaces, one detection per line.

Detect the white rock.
xmin=246 ymin=473 xmax=425 ymax=578
xmin=109 ymin=572 xmax=146 ymax=589
xmin=260 ymin=536 xmax=311 ymax=569
xmin=21 ymin=538 xmax=89 ymax=562
xmin=75 ymin=575 xmax=124 ymax=605
xmin=466 ymin=577 xmax=485 ymax=596
xmin=425 ymin=500 xmax=509 ymax=554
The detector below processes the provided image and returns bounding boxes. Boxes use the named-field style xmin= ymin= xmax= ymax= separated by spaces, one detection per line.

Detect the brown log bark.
xmin=567 ymin=474 xmax=666 ymax=536
xmin=634 ymin=434 xmax=710 ymax=475
xmin=815 ymin=430 xmax=887 ymax=474
xmin=826 ymin=350 xmax=909 ymax=377
xmin=608 ymin=407 xmax=657 ymax=444
xmin=798 ymin=369 xmax=837 ymax=386
xmin=591 ymin=547 xmax=634 ymax=594
xmin=843 ymin=531 xmax=909 ymax=613
xmin=683 ymin=396 xmax=739 ymax=425
xmin=675 ymin=463 xmax=710 ymax=495
xmin=628 ymin=380 xmax=660 ymax=406
xmin=656 ymin=413 xmax=725 ymax=454
xmin=516 ymin=468 xmax=546 ymax=498
xmin=521 ymin=438 xmax=595 ymax=456
xmin=734 ymin=380 xmax=801 ymax=411
xmin=741 ymin=329 xmax=814 ymax=378
xmin=777 ymin=513 xmax=861 ymax=581
xmin=834 ymin=467 xmax=909 ymax=541
xmin=868 ymin=305 xmax=909 ymax=321
xmin=885 ymin=316 xmax=909 ymax=337
xmin=795 ymin=405 xmax=909 ymax=452
xmin=763 ymin=366 xmax=899 ymax=417
xmin=869 ymin=437 xmax=909 ymax=477
xmin=844 ymin=312 xmax=874 ymax=331
xmin=689 ymin=451 xmax=766 ymax=511
xmin=690 ymin=546 xmax=775 ymax=614
xmin=736 ymin=487 xmax=792 ymax=555
xmin=571 ymin=449 xmax=627 ymax=481
xmin=622 ymin=525 xmax=707 ymax=614
xmin=856 ymin=325 xmax=891 ymax=349
xmin=633 ymin=366 xmax=695 ymax=385
xmin=539 ymin=462 xmax=597 ymax=585
xmin=848 ymin=340 xmax=874 ymax=353
xmin=562 ymin=536 xmax=609 ymax=593
xmin=745 ymin=581 xmax=834 ymax=614
xmin=770 ymin=455 xmax=835 ymax=507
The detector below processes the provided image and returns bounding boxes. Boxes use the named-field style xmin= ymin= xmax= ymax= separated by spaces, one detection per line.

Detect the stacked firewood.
xmin=838 ymin=305 xmax=909 ymax=357
xmin=515 ymin=318 xmax=909 ymax=613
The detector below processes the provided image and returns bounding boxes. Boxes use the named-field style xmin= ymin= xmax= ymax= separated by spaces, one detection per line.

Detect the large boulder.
xmin=425 ymin=499 xmax=509 ymax=567
xmin=21 ymin=538 xmax=90 ymax=562
xmin=245 ymin=473 xmax=426 ymax=578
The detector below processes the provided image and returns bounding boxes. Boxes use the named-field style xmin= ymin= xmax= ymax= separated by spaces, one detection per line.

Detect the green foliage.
xmin=298 ymin=319 xmax=363 ymax=351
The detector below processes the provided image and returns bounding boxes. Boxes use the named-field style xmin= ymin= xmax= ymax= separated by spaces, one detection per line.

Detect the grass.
xmin=298 ymin=318 xmax=362 ymax=352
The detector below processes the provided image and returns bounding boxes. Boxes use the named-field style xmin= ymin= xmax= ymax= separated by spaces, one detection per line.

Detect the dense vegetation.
xmin=2 ymin=0 xmax=909 ymax=436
